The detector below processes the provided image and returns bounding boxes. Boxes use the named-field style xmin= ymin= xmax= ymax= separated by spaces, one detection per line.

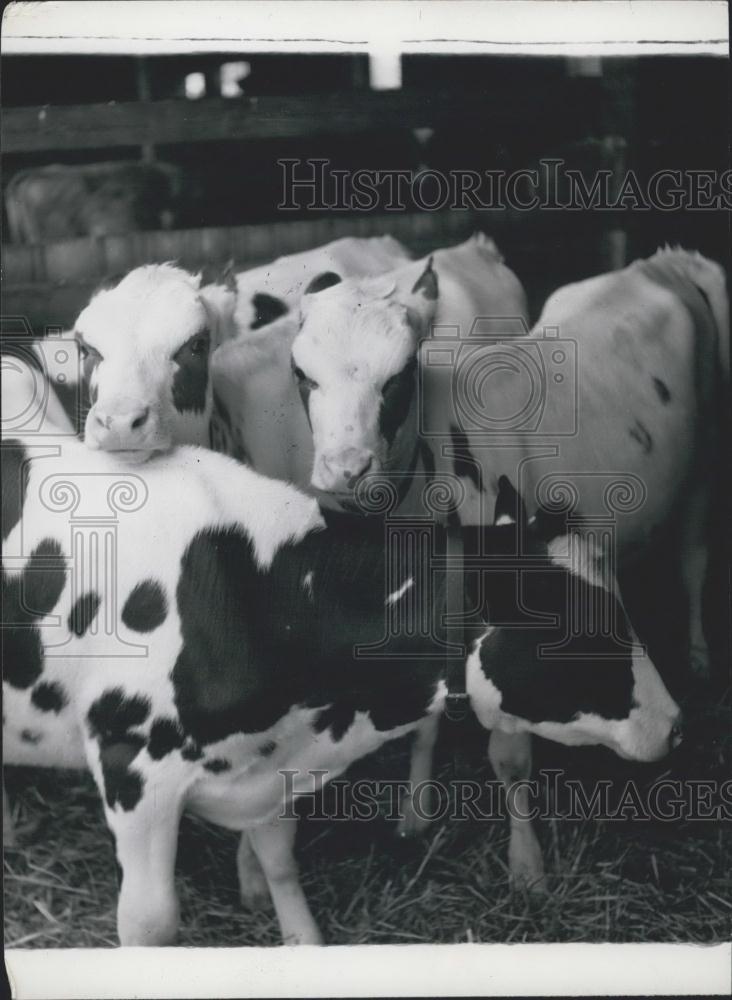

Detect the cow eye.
xmin=174 ymin=330 xmax=210 ymax=363
xmin=75 ymin=336 xmax=102 ymax=362
xmin=189 ymin=337 xmax=209 ymax=357
xmin=291 ymin=359 xmax=318 ymax=389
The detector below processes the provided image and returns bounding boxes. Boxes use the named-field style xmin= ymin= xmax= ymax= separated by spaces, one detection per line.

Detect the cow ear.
xmin=304 ymin=271 xmax=342 ymax=295
xmin=219 ymin=259 xmax=237 ymax=292
xmin=199 ymin=260 xmax=236 ymax=291
xmin=494 ymin=475 xmax=528 ymax=526
xmin=199 ymin=283 xmax=237 ymax=348
xmin=411 ymin=257 xmax=438 ymax=301
xmin=406 ymin=258 xmax=439 ymax=333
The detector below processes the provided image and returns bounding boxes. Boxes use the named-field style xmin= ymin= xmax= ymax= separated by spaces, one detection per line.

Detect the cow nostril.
xmin=131 ymin=408 xmax=149 ymax=431
xmin=670 ymin=721 xmax=684 ymax=749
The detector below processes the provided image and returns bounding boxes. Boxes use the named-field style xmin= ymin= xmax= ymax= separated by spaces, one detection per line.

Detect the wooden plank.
xmin=2 ymin=211 xmax=477 ymax=284
xmin=2 ymin=86 xmax=610 ymax=155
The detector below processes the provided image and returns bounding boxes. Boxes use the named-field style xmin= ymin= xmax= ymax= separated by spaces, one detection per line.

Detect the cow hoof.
xmin=508 ymin=840 xmax=546 ymax=894
xmin=512 ymin=870 xmax=548 ymax=895
xmin=282 ymin=926 xmax=324 ymax=946
xmin=239 ymin=873 xmax=271 ymax=911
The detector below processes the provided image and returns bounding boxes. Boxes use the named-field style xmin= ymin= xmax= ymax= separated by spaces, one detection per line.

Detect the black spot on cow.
xmin=21 ymin=729 xmax=42 ymax=744
xmin=449 ymin=425 xmax=484 ymax=493
xmin=172 ymin=525 xmax=442 ymax=748
xmin=313 ymin=703 xmax=357 ymax=742
xmin=172 ymin=330 xmax=210 ymax=414
xmin=181 ymin=740 xmax=203 ymax=761
xmin=259 ymin=739 xmax=277 ymax=757
xmin=251 ymin=293 xmax=288 ymax=330
xmin=68 ymin=590 xmax=101 ymax=636
xmin=99 ymin=741 xmax=145 ymax=811
xmin=493 ymin=475 xmax=527 ymax=525
xmin=87 ymin=690 xmax=149 ymax=811
xmin=628 ymin=419 xmax=653 ymax=454
xmin=2 ymin=440 xmax=29 ymax=542
xmin=651 ymin=376 xmax=671 ymax=403
xmin=203 ymin=757 xmax=231 ymax=773
xmin=304 ymin=271 xmax=342 ymax=295
xmin=419 ymin=440 xmax=436 ymax=482
xmin=147 ymin=717 xmax=185 ymax=760
xmin=121 ymin=579 xmax=167 ymax=633
xmin=2 ymin=537 xmax=66 ymax=690
xmin=87 ymin=688 xmax=151 ymax=745
xmin=379 ymin=358 xmax=417 ymax=447
xmin=21 ymin=539 xmax=66 ymax=617
xmin=1 ymin=613 xmax=45 ymax=690
xmin=31 ymin=680 xmax=68 ymax=714
xmin=477 ymin=571 xmax=635 ymax=724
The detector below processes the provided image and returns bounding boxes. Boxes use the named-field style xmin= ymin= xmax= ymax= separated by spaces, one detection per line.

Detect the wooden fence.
xmin=2 ymin=81 xmax=635 ymax=331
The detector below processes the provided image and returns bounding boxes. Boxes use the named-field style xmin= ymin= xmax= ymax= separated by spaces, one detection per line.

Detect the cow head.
xmin=291 ymin=260 xmax=438 ymax=499
xmin=469 ymin=477 xmax=682 ymax=763
xmin=74 ymin=264 xmax=235 ymax=460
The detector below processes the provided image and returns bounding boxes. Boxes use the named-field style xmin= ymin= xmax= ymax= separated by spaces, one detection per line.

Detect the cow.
xmin=2 ymin=264 xmax=238 ymax=457
xmin=0 ymin=249 xmax=407 ymax=844
xmin=286 ymin=246 xmax=728 ymax=684
xmin=211 ymin=232 xmax=528 ymax=495
xmin=232 ymin=234 xmax=411 ymax=332
xmin=209 ymin=235 xmax=413 ymax=471
xmin=1 ymin=264 xmax=238 ymax=841
xmin=212 ymin=234 xmax=530 ymax=832
xmin=2 ymin=432 xmax=681 ymax=945
xmin=4 ymin=162 xmax=185 ymax=244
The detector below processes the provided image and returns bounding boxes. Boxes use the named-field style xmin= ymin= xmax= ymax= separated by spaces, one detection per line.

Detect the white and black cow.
xmin=1 ymin=264 xmax=238 ymax=455
xmin=3 ymin=435 xmax=681 ymax=946
xmin=209 ymin=235 xmax=414 ymax=474
xmin=287 ymin=246 xmax=728 ymax=680
xmin=210 ymin=233 xmax=530 ymax=832
xmin=232 ymin=235 xmax=411 ymax=332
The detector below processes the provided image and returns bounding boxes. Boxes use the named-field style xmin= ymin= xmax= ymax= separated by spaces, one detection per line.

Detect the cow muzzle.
xmin=311 ymin=448 xmax=377 ymax=493
xmin=85 ymin=402 xmax=167 ymax=456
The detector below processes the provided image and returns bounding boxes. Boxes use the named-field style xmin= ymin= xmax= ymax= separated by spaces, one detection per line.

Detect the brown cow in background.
xmin=4 ymin=161 xmax=184 ymax=243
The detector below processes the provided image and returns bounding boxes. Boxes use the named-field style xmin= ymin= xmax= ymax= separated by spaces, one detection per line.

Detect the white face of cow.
xmin=291 ymin=263 xmax=438 ymax=498
xmin=74 ymin=265 xmax=232 ymax=460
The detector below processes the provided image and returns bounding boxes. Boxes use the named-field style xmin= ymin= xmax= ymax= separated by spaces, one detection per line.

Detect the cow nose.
xmin=321 ymin=450 xmax=375 ymax=488
xmin=346 ymin=455 xmax=373 ymax=486
xmin=92 ymin=406 xmax=150 ymax=445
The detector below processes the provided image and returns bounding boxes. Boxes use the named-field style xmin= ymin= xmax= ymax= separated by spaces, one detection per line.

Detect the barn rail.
xmin=2 ymin=81 xmax=635 ymax=331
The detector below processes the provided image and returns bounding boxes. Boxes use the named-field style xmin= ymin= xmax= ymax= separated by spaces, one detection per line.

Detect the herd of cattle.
xmin=1 ymin=231 xmax=728 ymax=946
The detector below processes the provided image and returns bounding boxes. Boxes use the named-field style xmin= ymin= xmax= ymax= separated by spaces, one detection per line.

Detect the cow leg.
xmin=678 ymin=483 xmax=710 ymax=677
xmin=3 ymin=784 xmax=16 ymax=847
xmin=488 ymin=729 xmax=546 ymax=893
xmin=236 ymin=831 xmax=271 ymax=909
xmin=108 ymin=784 xmax=183 ymax=947
xmin=247 ymin=816 xmax=322 ymax=945
xmin=397 ymin=714 xmax=440 ymax=838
